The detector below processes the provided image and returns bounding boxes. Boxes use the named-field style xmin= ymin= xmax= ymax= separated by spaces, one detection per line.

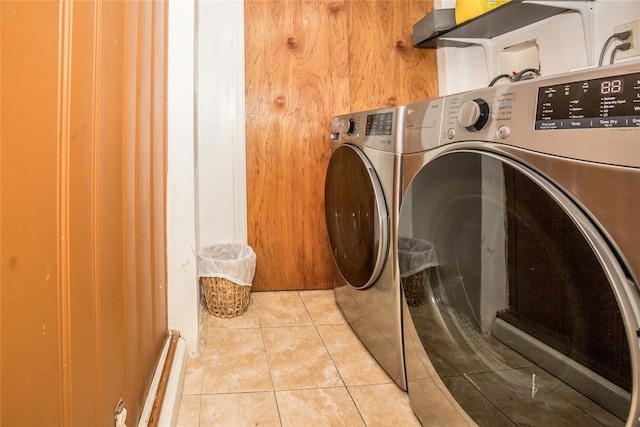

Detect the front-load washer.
xmin=325 ymin=106 xmax=406 ymax=390
xmin=400 ymin=61 xmax=640 ymax=426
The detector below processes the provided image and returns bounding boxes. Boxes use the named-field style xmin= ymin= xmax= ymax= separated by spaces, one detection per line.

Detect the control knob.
xmin=338 ymin=118 xmax=355 ymax=134
xmin=458 ymin=99 xmax=490 ymax=132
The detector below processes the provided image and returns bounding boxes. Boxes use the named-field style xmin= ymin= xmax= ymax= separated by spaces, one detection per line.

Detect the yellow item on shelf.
xmin=455 ymin=0 xmax=511 ymax=25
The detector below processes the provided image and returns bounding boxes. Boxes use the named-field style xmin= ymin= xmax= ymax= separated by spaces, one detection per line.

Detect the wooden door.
xmin=245 ymin=0 xmax=437 ymax=291
xmin=0 ymin=1 xmax=168 ymax=424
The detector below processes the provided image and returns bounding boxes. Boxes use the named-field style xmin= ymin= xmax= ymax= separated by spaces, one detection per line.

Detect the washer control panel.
xmin=330 ymin=106 xmax=405 ymax=153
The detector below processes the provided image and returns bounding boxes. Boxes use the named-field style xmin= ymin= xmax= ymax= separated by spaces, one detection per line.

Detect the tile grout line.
xmin=196 ymin=301 xmax=209 ymax=427
xmin=257 ymin=294 xmax=284 ymax=427
xmin=201 ymin=294 xmax=284 ymax=426
xmin=299 ymin=290 xmax=369 ymax=427
xmin=184 ymin=289 xmax=405 ymax=427
xmin=314 ymin=324 xmax=369 ymax=427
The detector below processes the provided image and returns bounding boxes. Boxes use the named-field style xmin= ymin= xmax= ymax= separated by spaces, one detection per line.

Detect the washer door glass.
xmin=325 ymin=144 xmax=389 ymax=289
xmin=400 ymin=151 xmax=637 ymax=424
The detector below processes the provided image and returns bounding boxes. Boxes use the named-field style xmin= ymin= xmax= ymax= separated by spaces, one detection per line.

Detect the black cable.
xmin=610 ymin=42 xmax=632 ymax=64
xmin=599 ymin=34 xmax=618 ymax=66
xmin=599 ymin=30 xmax=632 ymax=66
xmin=488 ymin=74 xmax=511 ymax=86
xmin=488 ymin=67 xmax=541 ymax=87
xmin=513 ymin=68 xmax=540 ymax=82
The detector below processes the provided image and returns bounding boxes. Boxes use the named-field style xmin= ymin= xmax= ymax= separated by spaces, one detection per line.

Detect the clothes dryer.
xmin=325 ymin=106 xmax=407 ymax=389
xmin=400 ymin=62 xmax=640 ymax=425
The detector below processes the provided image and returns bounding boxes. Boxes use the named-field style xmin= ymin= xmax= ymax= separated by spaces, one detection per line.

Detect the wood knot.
xmin=396 ymin=39 xmax=407 ymax=49
xmin=327 ymin=2 xmax=344 ymax=13
xmin=274 ymin=96 xmax=287 ymax=107
xmin=287 ymin=37 xmax=298 ymax=48
xmin=386 ymin=97 xmax=398 ymax=107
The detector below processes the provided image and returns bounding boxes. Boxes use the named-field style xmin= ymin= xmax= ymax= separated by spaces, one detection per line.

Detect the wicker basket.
xmin=202 ymin=277 xmax=251 ymax=318
xmin=402 ymin=268 xmax=431 ymax=307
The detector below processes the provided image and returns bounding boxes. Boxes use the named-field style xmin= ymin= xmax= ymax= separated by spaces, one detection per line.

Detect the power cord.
xmin=610 ymin=42 xmax=632 ymax=64
xmin=488 ymin=68 xmax=541 ymax=86
xmin=488 ymin=74 xmax=511 ymax=86
xmin=598 ymin=30 xmax=632 ymax=66
xmin=513 ymin=68 xmax=541 ymax=82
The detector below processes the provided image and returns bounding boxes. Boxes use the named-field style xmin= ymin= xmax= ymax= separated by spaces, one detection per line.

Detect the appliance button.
xmin=447 ymin=128 xmax=456 ymax=139
xmin=497 ymin=125 xmax=511 ymax=139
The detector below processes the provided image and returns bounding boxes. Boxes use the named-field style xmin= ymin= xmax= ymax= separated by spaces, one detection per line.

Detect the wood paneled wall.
xmin=0 ymin=1 xmax=168 ymax=424
xmin=348 ymin=1 xmax=439 ymax=111
xmin=245 ymin=0 xmax=437 ymax=291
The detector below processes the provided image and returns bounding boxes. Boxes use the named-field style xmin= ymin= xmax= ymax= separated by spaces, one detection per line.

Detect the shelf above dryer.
xmin=413 ymin=0 xmax=596 ymax=54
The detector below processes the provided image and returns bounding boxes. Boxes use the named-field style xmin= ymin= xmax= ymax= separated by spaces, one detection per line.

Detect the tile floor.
xmin=176 ymin=290 xmax=421 ymax=427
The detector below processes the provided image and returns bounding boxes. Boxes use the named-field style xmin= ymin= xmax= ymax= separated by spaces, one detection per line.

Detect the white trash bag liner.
xmin=198 ymin=243 xmax=256 ymax=287
xmin=398 ymin=237 xmax=438 ymax=278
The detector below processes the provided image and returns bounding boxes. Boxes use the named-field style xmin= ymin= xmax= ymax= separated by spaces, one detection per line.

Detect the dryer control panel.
xmin=432 ymin=61 xmax=640 ymax=168
xmin=403 ymin=97 xmax=445 ymax=154
xmin=535 ymin=72 xmax=640 ymax=130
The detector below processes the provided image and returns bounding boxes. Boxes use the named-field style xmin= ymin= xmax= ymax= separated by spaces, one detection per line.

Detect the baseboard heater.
xmin=492 ymin=317 xmax=630 ymax=421
xmin=138 ymin=330 xmax=189 ymax=427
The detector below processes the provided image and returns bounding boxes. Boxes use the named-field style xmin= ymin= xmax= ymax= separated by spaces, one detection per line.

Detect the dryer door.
xmin=325 ymin=144 xmax=389 ymax=289
xmin=401 ymin=149 xmax=639 ymax=425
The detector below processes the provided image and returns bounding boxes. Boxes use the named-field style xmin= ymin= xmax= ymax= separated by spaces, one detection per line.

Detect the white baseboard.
xmin=138 ymin=331 xmax=189 ymax=427
xmin=158 ymin=337 xmax=188 ymax=425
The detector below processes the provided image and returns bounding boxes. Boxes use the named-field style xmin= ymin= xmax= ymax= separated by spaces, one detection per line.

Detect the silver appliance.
xmin=400 ymin=61 xmax=640 ymax=425
xmin=325 ymin=106 xmax=407 ymax=390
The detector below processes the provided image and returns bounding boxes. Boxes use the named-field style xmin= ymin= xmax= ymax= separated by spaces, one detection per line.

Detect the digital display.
xmin=600 ymin=79 xmax=623 ymax=95
xmin=535 ymin=72 xmax=640 ymax=130
xmin=366 ymin=112 xmax=393 ymax=136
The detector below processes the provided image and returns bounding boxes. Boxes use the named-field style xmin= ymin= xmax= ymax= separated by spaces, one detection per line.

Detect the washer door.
xmin=325 ymin=144 xmax=389 ymax=289
xmin=401 ymin=150 xmax=639 ymax=424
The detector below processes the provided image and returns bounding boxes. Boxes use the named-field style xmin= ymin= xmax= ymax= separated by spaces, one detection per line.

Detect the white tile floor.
xmin=176 ymin=290 xmax=421 ymax=427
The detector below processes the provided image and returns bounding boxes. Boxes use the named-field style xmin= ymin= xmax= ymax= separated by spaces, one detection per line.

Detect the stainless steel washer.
xmin=400 ymin=62 xmax=640 ymax=426
xmin=324 ymin=106 xmax=406 ymax=390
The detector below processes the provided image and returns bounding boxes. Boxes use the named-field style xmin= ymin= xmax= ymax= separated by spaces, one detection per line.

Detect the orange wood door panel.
xmin=245 ymin=0 xmax=437 ymax=291
xmin=67 ymin=1 xmax=102 ymax=422
xmin=0 ymin=0 xmax=168 ymax=424
xmin=124 ymin=0 xmax=144 ymax=413
xmin=0 ymin=1 xmax=62 ymax=423
xmin=93 ymin=1 xmax=129 ymax=421
xmin=131 ymin=0 xmax=159 ymax=408
xmin=151 ymin=0 xmax=169 ymax=357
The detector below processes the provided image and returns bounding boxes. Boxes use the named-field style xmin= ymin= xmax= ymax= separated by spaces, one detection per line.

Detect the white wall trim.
xmin=196 ymin=0 xmax=247 ymax=250
xmin=166 ymin=0 xmax=247 ymax=355
xmin=167 ymin=0 xmax=199 ymax=354
xmin=232 ymin=1 xmax=248 ymax=245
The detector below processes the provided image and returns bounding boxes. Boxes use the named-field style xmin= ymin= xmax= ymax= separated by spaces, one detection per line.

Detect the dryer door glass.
xmin=325 ymin=144 xmax=389 ymax=289
xmin=400 ymin=151 xmax=636 ymax=425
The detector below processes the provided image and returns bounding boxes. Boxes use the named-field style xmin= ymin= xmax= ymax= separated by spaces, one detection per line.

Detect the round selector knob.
xmin=458 ymin=99 xmax=490 ymax=132
xmin=338 ymin=118 xmax=356 ymax=134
